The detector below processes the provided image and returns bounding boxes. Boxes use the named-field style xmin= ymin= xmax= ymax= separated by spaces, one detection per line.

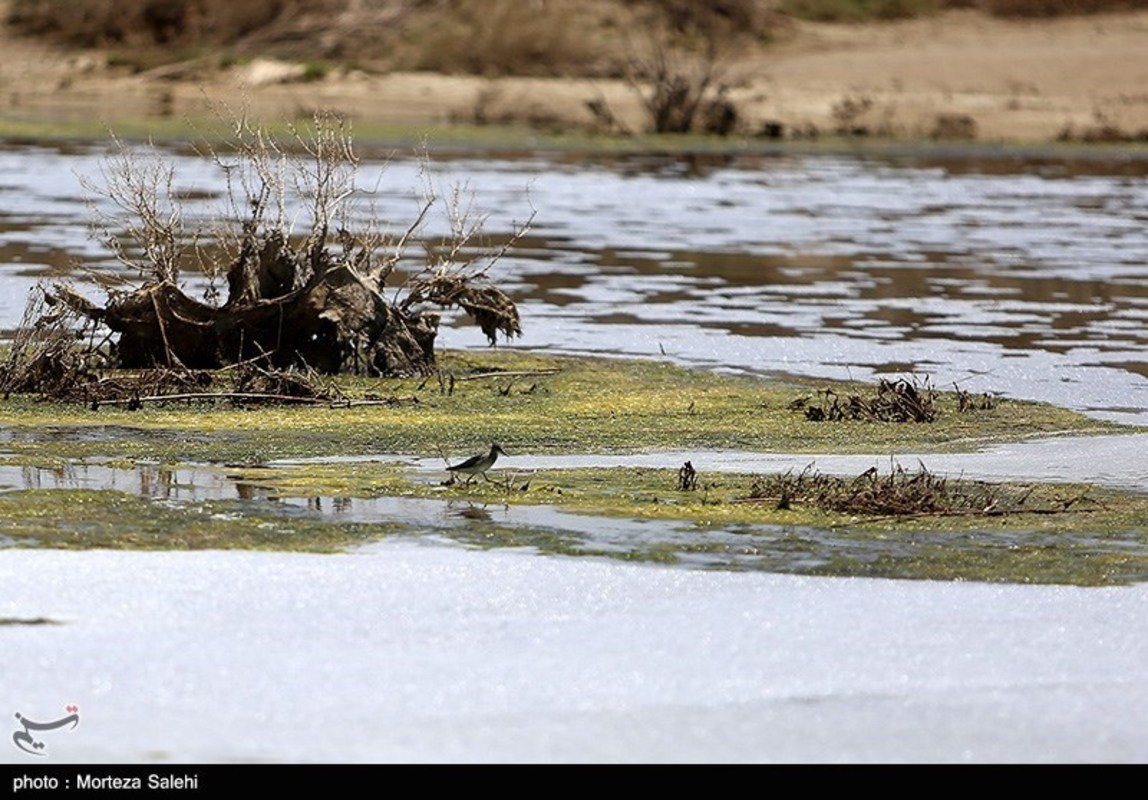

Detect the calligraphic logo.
xmin=12 ymin=707 xmax=80 ymax=756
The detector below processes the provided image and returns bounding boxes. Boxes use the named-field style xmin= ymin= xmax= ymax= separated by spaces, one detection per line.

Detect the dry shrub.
xmin=831 ymin=94 xmax=875 ymax=135
xmin=399 ymin=182 xmax=531 ymax=345
xmin=412 ymin=0 xmax=603 ymax=78
xmin=930 ymin=113 xmax=978 ymax=140
xmin=1056 ymin=114 xmax=1148 ymax=143
xmin=621 ymin=6 xmax=749 ymax=134
xmin=628 ymin=43 xmax=737 ymax=133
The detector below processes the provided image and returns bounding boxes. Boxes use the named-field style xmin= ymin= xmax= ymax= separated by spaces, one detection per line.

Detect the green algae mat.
xmin=1 ymin=351 xmax=1145 ymax=585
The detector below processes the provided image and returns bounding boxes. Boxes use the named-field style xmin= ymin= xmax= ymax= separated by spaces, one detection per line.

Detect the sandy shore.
xmin=2 ymin=9 xmax=1148 ymax=144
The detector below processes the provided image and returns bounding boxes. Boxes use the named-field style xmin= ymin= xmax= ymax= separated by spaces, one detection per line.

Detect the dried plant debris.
xmin=0 ymin=284 xmax=334 ymax=406
xmin=744 ymin=462 xmax=1098 ymax=519
xmin=85 ymin=369 xmax=214 ymax=408
xmin=795 ymin=378 xmax=938 ymax=423
xmin=0 ymin=286 xmax=102 ymax=399
xmin=0 ymin=318 xmax=338 ymax=408
xmin=230 ymin=362 xmax=335 ymax=402
xmin=677 ymin=460 xmax=699 ymax=491
xmin=80 ymin=365 xmax=335 ymax=408
xmin=955 ymin=383 xmax=997 ymax=413
xmin=402 ymin=273 xmax=521 ymax=345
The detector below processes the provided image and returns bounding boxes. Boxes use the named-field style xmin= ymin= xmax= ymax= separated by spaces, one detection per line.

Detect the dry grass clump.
xmin=955 ymin=384 xmax=997 ymax=413
xmin=746 ymin=462 xmax=1093 ymax=518
xmin=750 ymin=463 xmax=960 ymax=515
xmin=792 ymin=378 xmax=938 ymax=423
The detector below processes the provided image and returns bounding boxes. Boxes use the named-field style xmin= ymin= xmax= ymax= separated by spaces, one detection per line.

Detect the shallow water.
xmin=489 ymin=152 xmax=1148 ymax=425
xmin=2 ymin=435 xmax=1146 ymax=579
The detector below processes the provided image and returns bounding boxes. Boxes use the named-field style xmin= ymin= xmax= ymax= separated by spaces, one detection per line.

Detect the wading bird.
xmin=447 ymin=443 xmax=507 ymax=484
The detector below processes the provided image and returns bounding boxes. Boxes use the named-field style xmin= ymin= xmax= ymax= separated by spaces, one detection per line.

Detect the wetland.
xmin=1 ymin=139 xmax=1146 ymax=585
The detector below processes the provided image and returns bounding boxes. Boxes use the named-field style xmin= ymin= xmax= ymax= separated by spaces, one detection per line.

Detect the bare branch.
xmin=80 ymin=134 xmax=194 ymax=283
